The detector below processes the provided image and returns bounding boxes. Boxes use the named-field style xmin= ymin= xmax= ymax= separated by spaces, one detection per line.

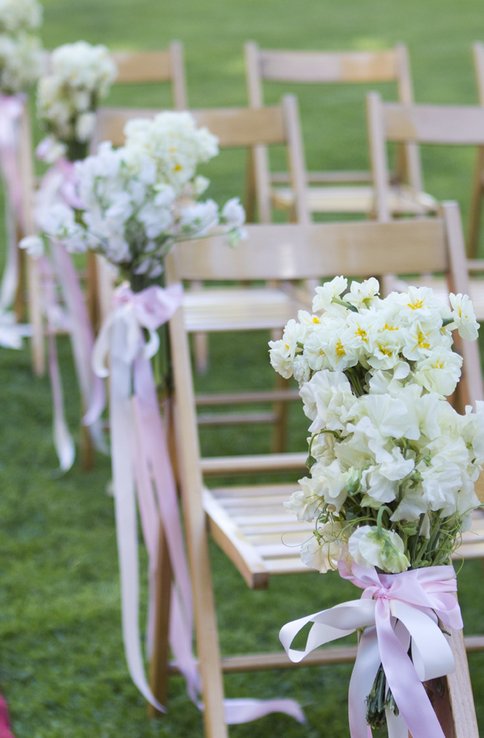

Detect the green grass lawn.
xmin=1 ymin=0 xmax=484 ymax=735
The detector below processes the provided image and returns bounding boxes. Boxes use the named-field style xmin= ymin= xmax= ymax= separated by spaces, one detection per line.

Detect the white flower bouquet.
xmin=0 ymin=0 xmax=43 ymax=94
xmin=270 ymin=276 xmax=484 ymax=732
xmin=37 ymin=41 xmax=117 ymax=162
xmin=25 ymin=111 xmax=245 ymax=287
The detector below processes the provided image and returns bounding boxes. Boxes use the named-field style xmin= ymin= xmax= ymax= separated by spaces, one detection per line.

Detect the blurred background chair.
xmin=244 ymin=42 xmax=437 ymax=219
xmin=109 ymin=42 xmax=188 ymax=109
xmin=367 ymin=90 xmax=484 ymax=321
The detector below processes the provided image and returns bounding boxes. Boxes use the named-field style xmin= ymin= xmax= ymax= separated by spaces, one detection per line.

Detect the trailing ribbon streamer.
xmin=50 ymin=239 xmax=106 ymax=453
xmin=30 ymin=156 xmax=106 ymax=466
xmin=280 ymin=563 xmax=462 ymax=738
xmin=89 ymin=282 xmax=305 ymax=724
xmin=0 ymin=95 xmax=24 ymax=311
xmin=39 ymin=254 xmax=75 ymax=471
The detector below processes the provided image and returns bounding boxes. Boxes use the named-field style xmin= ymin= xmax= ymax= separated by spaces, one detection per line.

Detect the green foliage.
xmin=1 ymin=1 xmax=484 ymax=735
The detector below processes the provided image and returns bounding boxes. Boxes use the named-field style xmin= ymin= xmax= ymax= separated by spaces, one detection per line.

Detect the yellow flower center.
xmin=383 ymin=323 xmax=399 ymax=331
xmin=355 ymin=326 xmax=368 ymax=341
xmin=312 ymin=315 xmax=321 ymax=324
xmin=377 ymin=344 xmax=393 ymax=357
xmin=432 ymin=360 xmax=445 ymax=369
xmin=335 ymin=340 xmax=346 ymax=357
xmin=408 ymin=299 xmax=424 ymax=310
xmin=417 ymin=330 xmax=430 ymax=350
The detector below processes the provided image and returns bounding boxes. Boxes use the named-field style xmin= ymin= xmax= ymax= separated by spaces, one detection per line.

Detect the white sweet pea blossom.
xmin=37 ymin=41 xmax=117 ymax=161
xmin=0 ymin=31 xmax=43 ymax=93
xmin=300 ymin=522 xmax=347 ymax=573
xmin=0 ymin=0 xmax=42 ymax=33
xmin=348 ymin=525 xmax=409 ymax=573
xmin=449 ymin=293 xmax=479 ymax=341
xmin=312 ymin=275 xmax=348 ymax=313
xmin=272 ymin=276 xmax=483 ymax=575
xmin=299 ymin=369 xmax=354 ymax=433
xmin=32 ymin=112 xmax=245 ymax=281
xmin=346 ymin=277 xmax=380 ymax=310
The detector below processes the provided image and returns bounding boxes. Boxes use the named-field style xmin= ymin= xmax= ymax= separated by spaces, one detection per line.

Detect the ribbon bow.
xmin=88 ymin=282 xmax=305 ymax=724
xmin=91 ymin=283 xmax=183 ymax=379
xmin=280 ymin=563 xmax=462 ymax=738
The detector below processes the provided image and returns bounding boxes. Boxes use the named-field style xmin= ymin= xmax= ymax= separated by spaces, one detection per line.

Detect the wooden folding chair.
xmin=245 ymin=41 xmax=437 ymax=219
xmin=367 ymin=90 xmax=484 ymax=320
xmin=468 ymin=41 xmax=484 ymax=257
xmin=109 ymin=42 xmax=188 ymax=109
xmin=154 ymin=206 xmax=482 ymax=737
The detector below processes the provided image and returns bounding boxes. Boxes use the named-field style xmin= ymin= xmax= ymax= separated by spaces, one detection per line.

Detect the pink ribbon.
xmin=39 ymin=254 xmax=75 ymax=471
xmin=33 ymin=155 xmax=105 ymax=466
xmin=50 ymin=240 xmax=106 ymax=453
xmin=0 ymin=95 xmax=24 ymax=311
xmin=0 ymin=695 xmax=15 ymax=738
xmin=89 ymin=283 xmax=305 ymax=724
xmin=280 ymin=563 xmax=462 ymax=738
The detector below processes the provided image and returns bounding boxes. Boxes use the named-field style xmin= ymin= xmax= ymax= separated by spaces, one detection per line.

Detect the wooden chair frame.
xmin=367 ymin=90 xmax=484 ymax=319
xmin=110 ymin=42 xmax=188 ymax=109
xmin=468 ymin=41 xmax=484 ymax=257
xmin=153 ymin=208 xmax=482 ymax=737
xmin=244 ymin=41 xmax=436 ymax=218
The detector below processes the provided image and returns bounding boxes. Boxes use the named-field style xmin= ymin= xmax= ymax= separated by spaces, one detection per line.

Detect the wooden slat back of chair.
xmin=256 ymin=47 xmax=403 ymax=84
xmin=245 ymin=41 xmax=423 ymax=198
xmin=367 ymin=91 xmax=484 ymax=221
xmin=167 ymin=205 xmax=483 ymax=405
xmin=110 ymin=42 xmax=187 ymax=108
xmin=91 ymin=97 xmax=310 ymax=224
xmin=379 ymin=102 xmax=484 ymax=145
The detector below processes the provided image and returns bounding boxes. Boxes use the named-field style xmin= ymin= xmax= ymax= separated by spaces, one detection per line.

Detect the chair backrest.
xmin=245 ymin=41 xmax=423 ymax=190
xmin=110 ymin=42 xmax=188 ymax=109
xmin=367 ymin=91 xmax=484 ymax=220
xmin=167 ymin=203 xmax=483 ymax=409
xmin=91 ymin=96 xmax=310 ymax=224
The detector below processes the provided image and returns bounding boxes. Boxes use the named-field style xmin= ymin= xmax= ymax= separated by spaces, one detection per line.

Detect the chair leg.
xmin=194 ymin=331 xmax=209 ymax=374
xmin=190 ymin=545 xmax=228 ymax=738
xmin=468 ymin=148 xmax=484 ymax=258
xmin=86 ymin=252 xmax=100 ymax=334
xmin=26 ymin=254 xmax=45 ymax=377
xmin=244 ymin=149 xmax=257 ymax=223
xmin=79 ymin=411 xmax=95 ymax=471
xmin=443 ymin=629 xmax=480 ymax=738
xmin=148 ymin=521 xmax=173 ymax=717
xmin=14 ymin=244 xmax=26 ymax=322
xmin=271 ymin=373 xmax=289 ymax=453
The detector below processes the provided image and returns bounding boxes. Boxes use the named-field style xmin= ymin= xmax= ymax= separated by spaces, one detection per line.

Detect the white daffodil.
xmin=449 ymin=293 xmax=479 ymax=341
